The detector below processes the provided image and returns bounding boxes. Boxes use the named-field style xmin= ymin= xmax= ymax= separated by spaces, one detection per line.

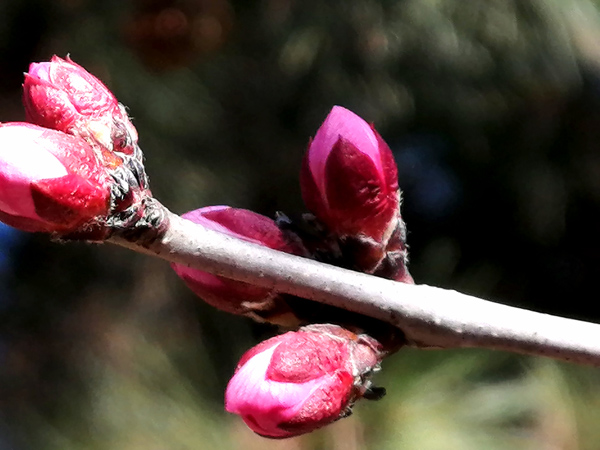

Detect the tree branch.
xmin=108 ymin=202 xmax=600 ymax=367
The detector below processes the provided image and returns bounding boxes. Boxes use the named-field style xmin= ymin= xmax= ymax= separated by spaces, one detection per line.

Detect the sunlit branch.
xmin=108 ymin=201 xmax=600 ymax=367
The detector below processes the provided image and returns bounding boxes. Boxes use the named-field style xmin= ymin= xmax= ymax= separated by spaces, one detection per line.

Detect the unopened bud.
xmin=171 ymin=206 xmax=309 ymax=325
xmin=0 ymin=122 xmax=111 ymax=234
xmin=23 ymin=55 xmax=138 ymax=156
xmin=300 ymin=106 xmax=411 ymax=275
xmin=225 ymin=324 xmax=385 ymax=438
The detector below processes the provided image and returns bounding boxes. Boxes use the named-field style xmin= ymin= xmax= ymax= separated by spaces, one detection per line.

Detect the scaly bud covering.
xmin=23 ymin=55 xmax=138 ymax=157
xmin=300 ymin=106 xmax=412 ymax=277
xmin=0 ymin=122 xmax=111 ymax=233
xmin=171 ymin=206 xmax=308 ymax=324
xmin=225 ymin=324 xmax=385 ymax=438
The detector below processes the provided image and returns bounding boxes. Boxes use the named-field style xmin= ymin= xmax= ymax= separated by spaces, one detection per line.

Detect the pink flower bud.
xmin=171 ymin=206 xmax=308 ymax=324
xmin=23 ymin=56 xmax=138 ymax=155
xmin=0 ymin=122 xmax=111 ymax=233
xmin=300 ymin=106 xmax=400 ymax=244
xmin=225 ymin=324 xmax=384 ymax=438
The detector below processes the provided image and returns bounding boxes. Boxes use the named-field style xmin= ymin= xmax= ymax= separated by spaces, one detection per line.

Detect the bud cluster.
xmin=174 ymin=106 xmax=412 ymax=323
xmin=0 ymin=56 xmax=414 ymax=439
xmin=172 ymin=106 xmax=413 ymax=437
xmin=0 ymin=55 xmax=150 ymax=239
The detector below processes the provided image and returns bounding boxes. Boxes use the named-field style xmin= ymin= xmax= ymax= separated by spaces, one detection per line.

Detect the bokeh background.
xmin=2 ymin=0 xmax=600 ymax=448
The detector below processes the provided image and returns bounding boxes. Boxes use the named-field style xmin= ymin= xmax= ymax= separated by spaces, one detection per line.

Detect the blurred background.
xmin=1 ymin=0 xmax=600 ymax=448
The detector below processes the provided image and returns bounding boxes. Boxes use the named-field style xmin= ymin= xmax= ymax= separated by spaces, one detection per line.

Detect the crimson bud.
xmin=225 ymin=324 xmax=385 ymax=438
xmin=23 ymin=55 xmax=138 ymax=158
xmin=301 ymin=106 xmax=411 ymax=277
xmin=171 ymin=206 xmax=309 ymax=325
xmin=0 ymin=122 xmax=111 ymax=234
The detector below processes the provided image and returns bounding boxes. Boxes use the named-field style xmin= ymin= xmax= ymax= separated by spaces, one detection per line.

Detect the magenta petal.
xmin=225 ymin=343 xmax=326 ymax=437
xmin=182 ymin=206 xmax=307 ymax=254
xmin=323 ymin=137 xmax=398 ymax=239
xmin=27 ymin=62 xmax=51 ymax=81
xmin=181 ymin=206 xmax=235 ymax=236
xmin=31 ymin=173 xmax=109 ymax=227
xmin=308 ymin=106 xmax=382 ymax=198
xmin=0 ymin=122 xmax=111 ymax=233
xmin=0 ymin=124 xmax=68 ymax=219
xmin=22 ymin=76 xmax=80 ymax=131
xmin=171 ymin=262 xmax=271 ymax=315
xmin=227 ymin=343 xmax=322 ymax=412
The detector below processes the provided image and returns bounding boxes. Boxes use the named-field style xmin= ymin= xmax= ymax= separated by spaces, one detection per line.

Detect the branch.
xmin=108 ymin=202 xmax=600 ymax=367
